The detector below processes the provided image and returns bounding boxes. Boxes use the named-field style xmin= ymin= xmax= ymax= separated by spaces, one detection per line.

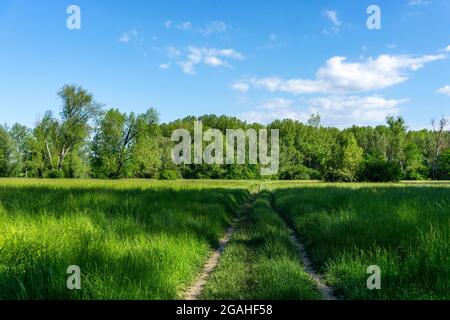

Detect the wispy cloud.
xmin=260 ymin=98 xmax=295 ymax=110
xmin=408 ymin=0 xmax=431 ymax=6
xmin=231 ymin=81 xmax=250 ymax=93
xmin=177 ymin=21 xmax=192 ymax=31
xmin=177 ymin=47 xmax=245 ymax=75
xmin=118 ymin=28 xmax=148 ymax=55
xmin=201 ymin=21 xmax=228 ymax=35
xmin=323 ymin=10 xmax=341 ymax=34
xmin=167 ymin=20 xmax=229 ymax=35
xmin=167 ymin=46 xmax=181 ymax=58
xmin=119 ymin=29 xmax=138 ymax=43
xmin=159 ymin=63 xmax=171 ymax=70
xmin=165 ymin=20 xmax=173 ymax=28
xmin=403 ymin=0 xmax=431 ymax=21
xmin=324 ymin=10 xmax=341 ymax=27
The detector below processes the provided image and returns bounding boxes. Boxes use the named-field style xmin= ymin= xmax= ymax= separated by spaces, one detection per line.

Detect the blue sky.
xmin=0 ymin=0 xmax=449 ymax=129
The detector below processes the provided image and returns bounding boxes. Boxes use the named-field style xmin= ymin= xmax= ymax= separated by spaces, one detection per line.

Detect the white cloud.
xmin=177 ymin=21 xmax=192 ymax=31
xmin=240 ymin=96 xmax=407 ymax=126
xmin=204 ymin=56 xmax=225 ymax=67
xmin=444 ymin=45 xmax=450 ymax=52
xmin=241 ymin=98 xmax=305 ymax=124
xmin=437 ymin=85 xmax=450 ymax=96
xmin=408 ymin=0 xmax=430 ymax=6
xmin=306 ymin=96 xmax=407 ymax=125
xmin=201 ymin=21 xmax=228 ymax=35
xmin=233 ymin=53 xmax=446 ymax=94
xmin=218 ymin=49 xmax=245 ymax=60
xmin=178 ymin=47 xmax=245 ymax=75
xmin=241 ymin=109 xmax=309 ymax=124
xmin=159 ymin=63 xmax=171 ymax=70
xmin=248 ymin=77 xmax=329 ymax=94
xmin=165 ymin=20 xmax=173 ymax=28
xmin=241 ymin=100 xmax=309 ymax=124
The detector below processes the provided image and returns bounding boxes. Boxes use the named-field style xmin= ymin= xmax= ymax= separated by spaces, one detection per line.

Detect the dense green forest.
xmin=1 ymin=85 xmax=449 ymax=181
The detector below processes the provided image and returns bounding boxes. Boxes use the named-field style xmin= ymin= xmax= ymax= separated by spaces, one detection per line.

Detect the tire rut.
xmin=284 ymin=225 xmax=337 ymax=300
xmin=270 ymin=198 xmax=338 ymax=300
xmin=184 ymin=198 xmax=254 ymax=300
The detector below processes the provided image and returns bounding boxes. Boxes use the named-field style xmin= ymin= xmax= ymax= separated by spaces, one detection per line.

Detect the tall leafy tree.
xmin=431 ymin=116 xmax=449 ymax=179
xmin=325 ymin=132 xmax=363 ymax=182
xmin=29 ymin=85 xmax=100 ymax=177
xmin=404 ymin=142 xmax=426 ymax=180
xmin=0 ymin=125 xmax=14 ymax=177
xmin=439 ymin=148 xmax=450 ymax=179
xmin=56 ymin=85 xmax=101 ymax=172
xmin=1 ymin=84 xmax=449 ymax=182
xmin=8 ymin=123 xmax=31 ymax=177
xmin=130 ymin=116 xmax=162 ymax=179
xmin=92 ymin=108 xmax=159 ymax=178
xmin=342 ymin=133 xmax=364 ymax=180
xmin=31 ymin=111 xmax=60 ymax=177
xmin=386 ymin=116 xmax=407 ymax=172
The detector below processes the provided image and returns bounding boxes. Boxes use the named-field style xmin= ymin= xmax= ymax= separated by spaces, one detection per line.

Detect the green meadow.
xmin=0 ymin=179 xmax=448 ymax=300
xmin=273 ymin=183 xmax=450 ymax=300
xmin=0 ymin=179 xmax=250 ymax=299
xmin=201 ymin=192 xmax=321 ymax=300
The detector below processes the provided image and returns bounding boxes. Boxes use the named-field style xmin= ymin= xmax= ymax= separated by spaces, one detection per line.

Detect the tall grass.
xmin=0 ymin=179 xmax=249 ymax=299
xmin=274 ymin=184 xmax=450 ymax=299
xmin=201 ymin=192 xmax=320 ymax=300
xmin=2 ymin=179 xmax=448 ymax=300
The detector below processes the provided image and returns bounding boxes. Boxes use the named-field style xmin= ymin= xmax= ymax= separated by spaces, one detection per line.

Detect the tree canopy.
xmin=1 ymin=85 xmax=449 ymax=181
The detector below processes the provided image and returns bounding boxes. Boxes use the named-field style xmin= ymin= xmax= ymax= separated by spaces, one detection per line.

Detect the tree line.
xmin=1 ymin=85 xmax=449 ymax=181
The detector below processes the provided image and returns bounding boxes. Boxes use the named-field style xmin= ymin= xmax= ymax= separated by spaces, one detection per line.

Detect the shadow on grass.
xmin=0 ymin=185 xmax=249 ymax=299
xmin=273 ymin=185 xmax=450 ymax=299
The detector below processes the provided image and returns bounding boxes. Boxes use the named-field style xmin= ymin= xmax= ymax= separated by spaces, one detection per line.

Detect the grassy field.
xmin=0 ymin=179 xmax=448 ymax=300
xmin=201 ymin=192 xmax=320 ymax=300
xmin=0 ymin=179 xmax=250 ymax=299
xmin=273 ymin=184 xmax=450 ymax=300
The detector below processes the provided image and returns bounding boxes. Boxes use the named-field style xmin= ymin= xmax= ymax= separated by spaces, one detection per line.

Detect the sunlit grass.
xmin=1 ymin=179 xmax=448 ymax=300
xmin=201 ymin=192 xmax=320 ymax=300
xmin=274 ymin=184 xmax=450 ymax=299
xmin=0 ymin=179 xmax=249 ymax=299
